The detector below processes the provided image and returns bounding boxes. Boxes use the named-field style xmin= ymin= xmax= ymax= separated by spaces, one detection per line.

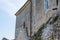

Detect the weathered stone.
xmin=15 ymin=0 xmax=60 ymax=40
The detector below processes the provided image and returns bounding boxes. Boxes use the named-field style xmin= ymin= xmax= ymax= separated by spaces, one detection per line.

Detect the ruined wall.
xmin=15 ymin=0 xmax=60 ymax=40
xmin=15 ymin=1 xmax=30 ymax=40
xmin=32 ymin=0 xmax=58 ymax=36
xmin=31 ymin=12 xmax=60 ymax=40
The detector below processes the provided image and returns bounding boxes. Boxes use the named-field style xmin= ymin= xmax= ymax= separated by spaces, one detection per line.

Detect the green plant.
xmin=50 ymin=15 xmax=59 ymax=24
xmin=31 ymin=15 xmax=59 ymax=40
xmin=31 ymin=24 xmax=46 ymax=40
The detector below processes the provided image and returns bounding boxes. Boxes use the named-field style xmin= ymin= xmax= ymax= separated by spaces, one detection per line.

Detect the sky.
xmin=0 ymin=0 xmax=27 ymax=40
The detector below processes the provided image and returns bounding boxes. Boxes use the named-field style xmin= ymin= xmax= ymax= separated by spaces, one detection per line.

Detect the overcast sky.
xmin=0 ymin=0 xmax=27 ymax=40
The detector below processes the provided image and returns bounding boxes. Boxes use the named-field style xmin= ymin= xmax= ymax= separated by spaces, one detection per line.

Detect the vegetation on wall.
xmin=31 ymin=24 xmax=46 ymax=40
xmin=49 ymin=15 xmax=59 ymax=24
xmin=46 ymin=15 xmax=59 ymax=24
xmin=31 ymin=14 xmax=59 ymax=40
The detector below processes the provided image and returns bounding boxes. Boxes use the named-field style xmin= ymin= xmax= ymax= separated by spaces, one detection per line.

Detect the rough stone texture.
xmin=15 ymin=0 xmax=60 ymax=40
xmin=15 ymin=1 xmax=30 ymax=40
xmin=31 ymin=13 xmax=60 ymax=40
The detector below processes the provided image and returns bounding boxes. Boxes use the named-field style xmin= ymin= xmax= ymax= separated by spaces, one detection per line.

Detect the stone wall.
xmin=31 ymin=13 xmax=60 ymax=40
xmin=15 ymin=0 xmax=60 ymax=40
xmin=15 ymin=1 xmax=30 ymax=40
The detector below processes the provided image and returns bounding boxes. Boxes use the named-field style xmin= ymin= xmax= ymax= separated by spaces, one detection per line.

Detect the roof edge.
xmin=15 ymin=0 xmax=30 ymax=16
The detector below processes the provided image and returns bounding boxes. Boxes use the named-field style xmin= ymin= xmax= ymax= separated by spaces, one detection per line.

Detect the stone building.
xmin=15 ymin=0 xmax=60 ymax=40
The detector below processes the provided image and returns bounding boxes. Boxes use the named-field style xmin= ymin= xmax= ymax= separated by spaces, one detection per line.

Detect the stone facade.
xmin=15 ymin=0 xmax=60 ymax=40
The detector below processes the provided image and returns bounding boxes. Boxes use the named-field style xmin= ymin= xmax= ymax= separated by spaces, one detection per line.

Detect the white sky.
xmin=0 ymin=0 xmax=27 ymax=40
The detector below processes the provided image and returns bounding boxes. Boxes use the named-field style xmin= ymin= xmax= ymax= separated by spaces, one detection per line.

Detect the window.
xmin=23 ymin=22 xmax=28 ymax=37
xmin=44 ymin=0 xmax=48 ymax=13
xmin=23 ymin=22 xmax=25 ymax=28
xmin=26 ymin=27 xmax=28 ymax=37
xmin=56 ymin=0 xmax=58 ymax=6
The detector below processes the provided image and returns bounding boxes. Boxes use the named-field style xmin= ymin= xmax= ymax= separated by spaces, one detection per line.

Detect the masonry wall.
xmin=32 ymin=0 xmax=45 ymax=35
xmin=15 ymin=1 xmax=30 ymax=40
xmin=15 ymin=0 xmax=60 ymax=40
xmin=31 ymin=0 xmax=57 ymax=35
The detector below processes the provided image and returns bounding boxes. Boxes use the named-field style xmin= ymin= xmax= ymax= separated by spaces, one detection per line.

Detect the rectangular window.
xmin=23 ymin=22 xmax=28 ymax=37
xmin=56 ymin=0 xmax=58 ymax=6
xmin=26 ymin=27 xmax=28 ymax=37
xmin=23 ymin=22 xmax=25 ymax=28
xmin=44 ymin=0 xmax=48 ymax=13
